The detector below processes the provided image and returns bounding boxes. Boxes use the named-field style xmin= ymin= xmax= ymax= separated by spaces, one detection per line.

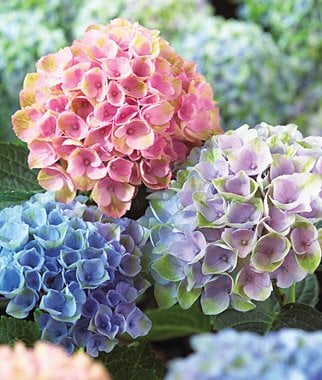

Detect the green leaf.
xmin=212 ymin=295 xmax=279 ymax=334
xmin=145 ymin=304 xmax=211 ymax=341
xmin=273 ymin=303 xmax=322 ymax=331
xmin=212 ymin=275 xmax=322 ymax=334
xmin=0 ymin=316 xmax=41 ymax=346
xmin=100 ymin=340 xmax=166 ymax=380
xmin=0 ymin=143 xmax=43 ymax=206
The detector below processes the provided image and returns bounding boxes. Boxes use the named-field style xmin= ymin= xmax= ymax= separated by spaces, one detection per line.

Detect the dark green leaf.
xmin=0 ymin=316 xmax=41 ymax=346
xmin=0 ymin=143 xmax=43 ymax=206
xmin=145 ymin=304 xmax=211 ymax=341
xmin=272 ymin=303 xmax=322 ymax=331
xmin=100 ymin=340 xmax=166 ymax=380
xmin=212 ymin=276 xmax=322 ymax=334
xmin=212 ymin=296 xmax=279 ymax=334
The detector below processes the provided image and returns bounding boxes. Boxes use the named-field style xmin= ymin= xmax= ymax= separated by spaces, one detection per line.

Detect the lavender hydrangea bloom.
xmin=0 ymin=192 xmax=151 ymax=356
xmin=166 ymin=329 xmax=322 ymax=380
xmin=141 ymin=124 xmax=322 ymax=315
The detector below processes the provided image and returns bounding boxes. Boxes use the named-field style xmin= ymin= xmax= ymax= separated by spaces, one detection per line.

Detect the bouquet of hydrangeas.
xmin=0 ymin=14 xmax=321 ymax=380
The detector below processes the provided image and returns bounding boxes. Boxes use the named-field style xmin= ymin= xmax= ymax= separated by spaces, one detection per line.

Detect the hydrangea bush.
xmin=175 ymin=17 xmax=296 ymax=128
xmin=0 ymin=341 xmax=110 ymax=380
xmin=73 ymin=0 xmax=212 ymax=43
xmin=239 ymin=0 xmax=322 ymax=135
xmin=12 ymin=18 xmax=221 ymax=217
xmin=240 ymin=0 xmax=322 ymax=63
xmin=141 ymin=123 xmax=322 ymax=314
xmin=0 ymin=192 xmax=151 ymax=356
xmin=166 ymin=329 xmax=322 ymax=380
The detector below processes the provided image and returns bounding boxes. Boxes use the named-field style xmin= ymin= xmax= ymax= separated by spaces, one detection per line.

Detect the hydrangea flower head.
xmin=0 ymin=341 xmax=110 ymax=380
xmin=141 ymin=123 xmax=322 ymax=314
xmin=0 ymin=192 xmax=151 ymax=356
xmin=12 ymin=18 xmax=221 ymax=217
xmin=175 ymin=17 xmax=296 ymax=128
xmin=166 ymin=329 xmax=322 ymax=380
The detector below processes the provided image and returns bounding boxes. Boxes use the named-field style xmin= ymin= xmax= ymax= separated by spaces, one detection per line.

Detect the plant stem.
xmin=272 ymin=281 xmax=287 ymax=307
xmin=288 ymin=283 xmax=296 ymax=304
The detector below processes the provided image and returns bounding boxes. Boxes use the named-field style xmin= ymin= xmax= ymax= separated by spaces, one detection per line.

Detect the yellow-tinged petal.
xmin=11 ymin=107 xmax=42 ymax=142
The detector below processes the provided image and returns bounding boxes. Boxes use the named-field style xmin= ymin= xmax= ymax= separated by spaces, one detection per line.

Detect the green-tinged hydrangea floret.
xmin=175 ymin=17 xmax=297 ymax=128
xmin=166 ymin=329 xmax=322 ymax=380
xmin=140 ymin=123 xmax=322 ymax=315
xmin=0 ymin=192 xmax=151 ymax=356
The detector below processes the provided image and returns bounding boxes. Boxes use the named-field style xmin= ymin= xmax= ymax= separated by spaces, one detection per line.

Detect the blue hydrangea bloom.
xmin=166 ymin=329 xmax=322 ymax=380
xmin=0 ymin=192 xmax=151 ymax=356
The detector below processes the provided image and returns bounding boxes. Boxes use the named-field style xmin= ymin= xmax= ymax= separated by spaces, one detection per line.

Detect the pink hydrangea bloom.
xmin=12 ymin=18 xmax=221 ymax=217
xmin=0 ymin=341 xmax=110 ymax=380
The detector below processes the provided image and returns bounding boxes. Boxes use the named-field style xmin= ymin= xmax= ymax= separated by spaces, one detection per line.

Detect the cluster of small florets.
xmin=12 ymin=18 xmax=220 ymax=217
xmin=141 ymin=123 xmax=322 ymax=314
xmin=166 ymin=329 xmax=322 ymax=380
xmin=0 ymin=192 xmax=151 ymax=356
xmin=0 ymin=341 xmax=110 ymax=380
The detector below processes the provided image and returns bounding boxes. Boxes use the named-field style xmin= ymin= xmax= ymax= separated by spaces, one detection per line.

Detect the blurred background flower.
xmin=166 ymin=329 xmax=322 ymax=380
xmin=0 ymin=340 xmax=111 ymax=379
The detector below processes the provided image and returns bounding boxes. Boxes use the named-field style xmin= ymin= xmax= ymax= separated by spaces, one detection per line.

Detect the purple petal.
xmin=222 ymin=228 xmax=256 ymax=258
xmin=225 ymin=171 xmax=251 ymax=196
xmin=227 ymin=200 xmax=262 ymax=227
xmin=290 ymin=223 xmax=318 ymax=254
xmin=126 ymin=307 xmax=152 ymax=338
xmin=200 ymin=275 xmax=232 ymax=315
xmin=251 ymin=233 xmax=290 ymax=272
xmin=270 ymin=155 xmax=295 ymax=180
xmin=202 ymin=243 xmax=237 ymax=274
xmin=236 ymin=267 xmax=272 ymax=301
xmin=193 ymin=193 xmax=226 ymax=223
xmin=271 ymin=251 xmax=306 ymax=288
xmin=265 ymin=204 xmax=295 ymax=233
